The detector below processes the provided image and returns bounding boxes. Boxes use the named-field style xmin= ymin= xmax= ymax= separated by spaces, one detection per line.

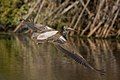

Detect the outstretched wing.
xmin=55 ymin=43 xmax=95 ymax=71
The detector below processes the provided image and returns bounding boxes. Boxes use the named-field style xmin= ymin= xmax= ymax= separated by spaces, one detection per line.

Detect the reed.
xmin=14 ymin=0 xmax=120 ymax=38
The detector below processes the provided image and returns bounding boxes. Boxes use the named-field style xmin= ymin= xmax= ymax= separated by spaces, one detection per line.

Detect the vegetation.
xmin=0 ymin=0 xmax=120 ymax=38
xmin=0 ymin=0 xmax=29 ymax=30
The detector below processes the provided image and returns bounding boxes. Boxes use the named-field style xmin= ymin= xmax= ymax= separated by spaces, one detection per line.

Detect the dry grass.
xmin=15 ymin=0 xmax=120 ymax=38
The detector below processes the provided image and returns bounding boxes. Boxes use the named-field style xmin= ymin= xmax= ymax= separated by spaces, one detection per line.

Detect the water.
xmin=0 ymin=34 xmax=120 ymax=80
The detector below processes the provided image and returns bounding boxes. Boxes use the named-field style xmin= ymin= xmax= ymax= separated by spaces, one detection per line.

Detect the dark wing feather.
xmin=55 ymin=44 xmax=95 ymax=70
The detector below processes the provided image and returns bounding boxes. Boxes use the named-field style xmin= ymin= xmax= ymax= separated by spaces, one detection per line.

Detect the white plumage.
xmin=37 ymin=31 xmax=58 ymax=40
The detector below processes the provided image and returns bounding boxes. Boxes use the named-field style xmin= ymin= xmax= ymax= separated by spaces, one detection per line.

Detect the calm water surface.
xmin=0 ymin=34 xmax=120 ymax=80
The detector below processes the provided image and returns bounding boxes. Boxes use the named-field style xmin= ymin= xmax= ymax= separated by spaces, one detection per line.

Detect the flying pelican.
xmin=19 ymin=21 xmax=104 ymax=74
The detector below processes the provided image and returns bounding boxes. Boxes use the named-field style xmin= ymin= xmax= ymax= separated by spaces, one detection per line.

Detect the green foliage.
xmin=0 ymin=0 xmax=29 ymax=29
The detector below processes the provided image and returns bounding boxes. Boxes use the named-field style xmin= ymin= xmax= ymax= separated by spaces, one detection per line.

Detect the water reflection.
xmin=0 ymin=34 xmax=120 ymax=80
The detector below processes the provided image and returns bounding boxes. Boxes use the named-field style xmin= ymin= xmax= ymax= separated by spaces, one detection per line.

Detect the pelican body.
xmin=22 ymin=22 xmax=73 ymax=44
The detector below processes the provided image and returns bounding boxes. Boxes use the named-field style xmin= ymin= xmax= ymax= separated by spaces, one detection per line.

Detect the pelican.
xmin=24 ymin=22 xmax=74 ymax=43
xmin=19 ymin=21 xmax=104 ymax=73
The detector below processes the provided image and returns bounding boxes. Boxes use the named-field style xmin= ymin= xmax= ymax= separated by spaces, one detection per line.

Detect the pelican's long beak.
xmin=66 ymin=27 xmax=76 ymax=32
